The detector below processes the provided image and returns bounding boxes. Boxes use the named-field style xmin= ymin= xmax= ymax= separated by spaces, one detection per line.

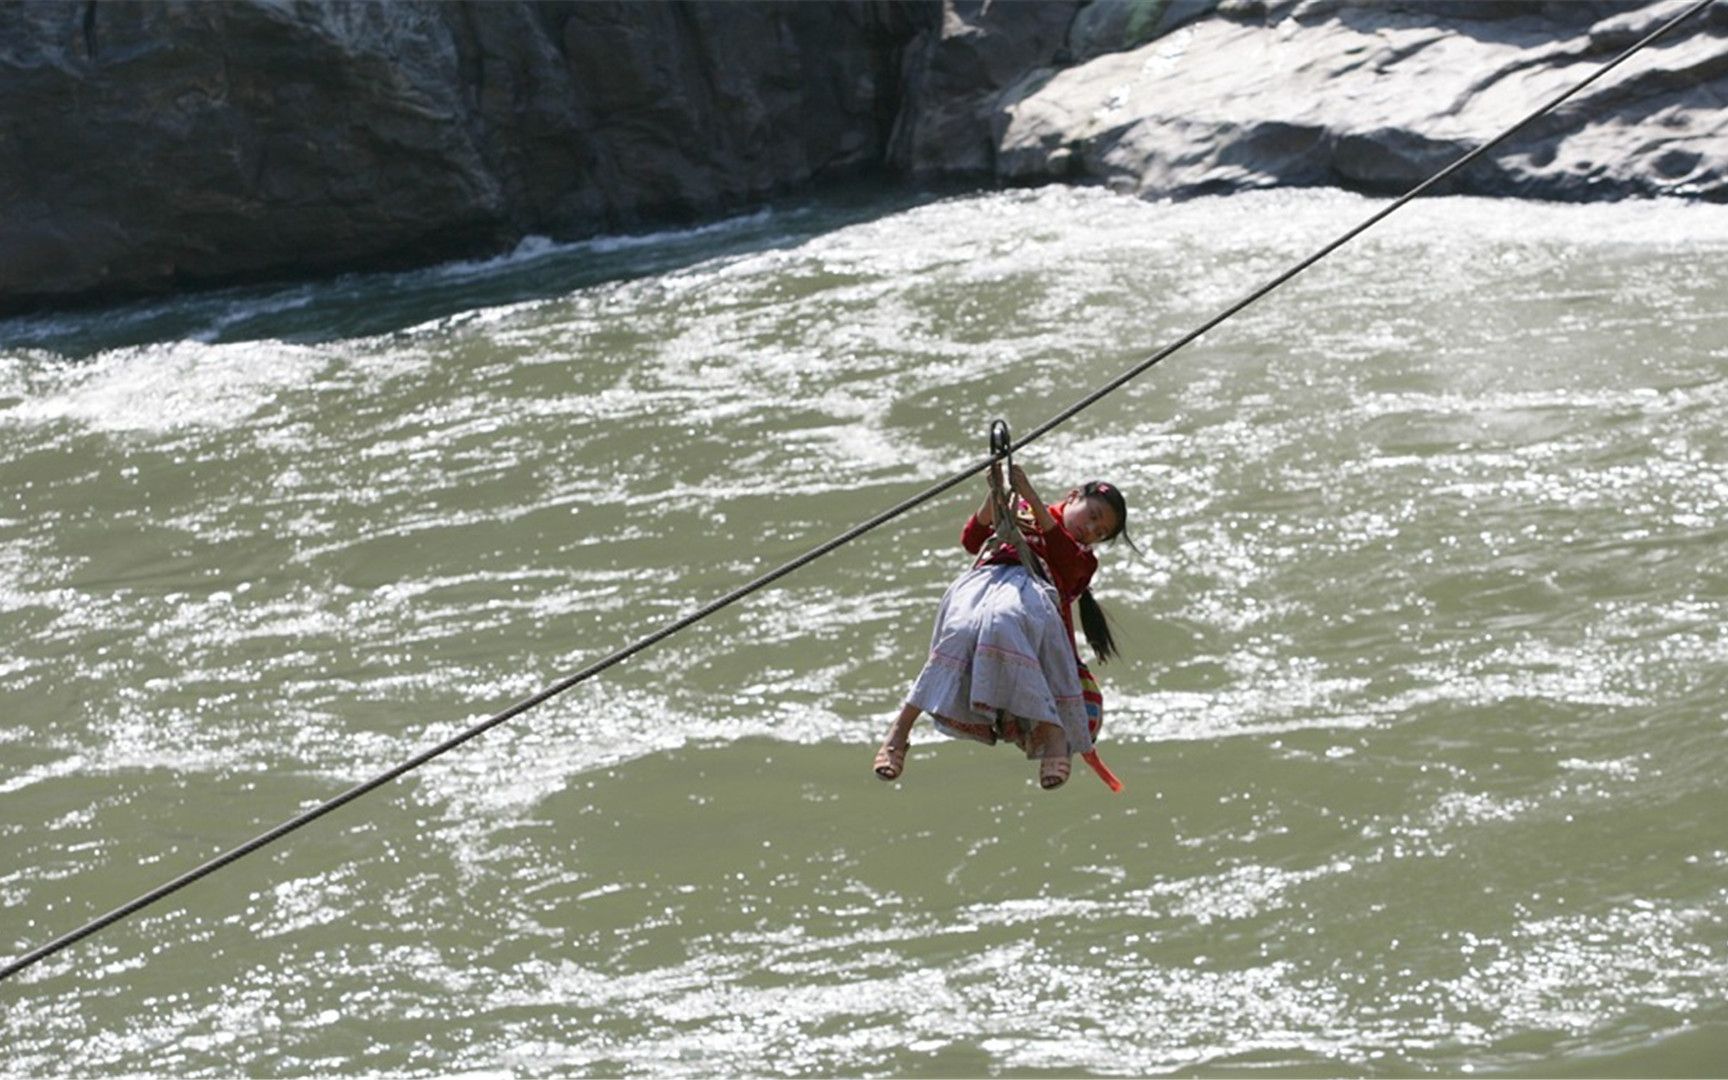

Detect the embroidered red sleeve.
xmin=1039 ymin=518 xmax=1096 ymax=599
xmin=961 ymin=513 xmax=994 ymax=555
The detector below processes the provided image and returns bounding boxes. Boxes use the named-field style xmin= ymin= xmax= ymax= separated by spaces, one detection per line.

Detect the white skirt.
xmin=905 ymin=563 xmax=1093 ymax=757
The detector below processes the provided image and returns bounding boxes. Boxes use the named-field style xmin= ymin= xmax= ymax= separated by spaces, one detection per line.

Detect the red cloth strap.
xmin=1081 ymin=750 xmax=1124 ymax=793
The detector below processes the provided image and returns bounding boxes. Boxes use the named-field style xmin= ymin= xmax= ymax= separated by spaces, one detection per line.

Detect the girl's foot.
xmin=1034 ymin=722 xmax=1070 ymax=790
xmin=1039 ymin=754 xmax=1071 ymax=790
xmin=875 ymin=705 xmax=920 ymax=780
xmin=873 ymin=739 xmax=909 ymax=781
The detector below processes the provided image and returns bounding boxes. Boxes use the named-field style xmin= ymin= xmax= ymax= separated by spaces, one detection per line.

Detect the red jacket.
xmin=962 ymin=502 xmax=1126 ymax=794
xmin=961 ymin=502 xmax=1098 ymax=655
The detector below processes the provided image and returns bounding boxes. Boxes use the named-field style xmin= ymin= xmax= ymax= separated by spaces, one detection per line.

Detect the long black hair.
xmin=1076 ymin=480 xmax=1134 ymax=663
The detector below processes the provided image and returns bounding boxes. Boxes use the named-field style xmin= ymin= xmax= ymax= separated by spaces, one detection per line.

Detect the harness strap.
xmin=1082 ymin=751 xmax=1124 ymax=792
xmin=984 ymin=419 xmax=1051 ymax=582
xmin=1078 ymin=661 xmax=1124 ymax=793
xmin=991 ymin=422 xmax=1122 ymax=793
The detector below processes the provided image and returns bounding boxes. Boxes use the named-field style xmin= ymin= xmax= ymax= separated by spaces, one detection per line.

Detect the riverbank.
xmin=2 ymin=0 xmax=1722 ymax=315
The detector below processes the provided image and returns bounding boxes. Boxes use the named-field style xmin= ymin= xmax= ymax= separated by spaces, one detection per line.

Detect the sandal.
xmin=1039 ymin=754 xmax=1071 ymax=790
xmin=873 ymin=739 xmax=909 ymax=781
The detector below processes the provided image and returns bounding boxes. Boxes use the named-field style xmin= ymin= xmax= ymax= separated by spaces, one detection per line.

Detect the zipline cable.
xmin=2 ymin=0 xmax=1712 ymax=985
xmin=1010 ymin=0 xmax=1720 ymax=456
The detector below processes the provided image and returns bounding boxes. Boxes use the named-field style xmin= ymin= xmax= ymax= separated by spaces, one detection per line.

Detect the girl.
xmin=873 ymin=461 xmax=1131 ymax=790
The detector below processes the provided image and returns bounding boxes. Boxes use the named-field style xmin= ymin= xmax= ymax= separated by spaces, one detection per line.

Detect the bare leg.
xmin=1034 ymin=722 xmax=1071 ymax=790
xmin=873 ymin=703 xmax=919 ymax=780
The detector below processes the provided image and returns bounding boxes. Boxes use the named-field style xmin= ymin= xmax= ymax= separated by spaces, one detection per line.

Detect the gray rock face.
xmin=1 ymin=0 xmax=1722 ymax=316
xmin=887 ymin=0 xmax=1084 ymax=176
xmin=989 ymin=0 xmax=1728 ymax=201
xmin=0 ymin=0 xmax=922 ymax=313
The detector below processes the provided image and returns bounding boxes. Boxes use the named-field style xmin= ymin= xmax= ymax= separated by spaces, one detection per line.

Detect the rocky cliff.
xmin=2 ymin=0 xmax=1723 ymax=316
xmin=0 ymin=0 xmax=926 ymax=314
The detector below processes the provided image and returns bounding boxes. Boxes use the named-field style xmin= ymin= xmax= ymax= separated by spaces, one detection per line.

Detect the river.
xmin=2 ymin=185 xmax=1725 ymax=1077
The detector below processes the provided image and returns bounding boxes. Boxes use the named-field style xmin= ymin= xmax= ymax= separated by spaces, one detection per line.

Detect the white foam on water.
xmin=0 ymin=339 xmax=328 ymax=434
xmin=0 ymin=207 xmax=800 ymax=356
xmin=8 ymin=187 xmax=1728 ymax=1079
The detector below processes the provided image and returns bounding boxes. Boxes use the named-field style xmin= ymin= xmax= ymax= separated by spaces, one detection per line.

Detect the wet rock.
xmin=988 ymin=0 xmax=1728 ymax=201
xmin=2 ymin=0 xmax=1723 ymax=317
xmin=0 ymin=0 xmax=920 ymax=313
xmin=887 ymin=0 xmax=1084 ymax=176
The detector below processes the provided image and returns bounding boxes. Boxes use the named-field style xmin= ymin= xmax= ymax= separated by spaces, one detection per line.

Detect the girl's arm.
xmin=961 ymin=463 xmax=1001 ymax=554
xmin=971 ymin=460 xmax=1015 ymax=531
xmin=975 ymin=475 xmax=996 ymax=528
xmin=1009 ymin=464 xmax=1057 ymax=533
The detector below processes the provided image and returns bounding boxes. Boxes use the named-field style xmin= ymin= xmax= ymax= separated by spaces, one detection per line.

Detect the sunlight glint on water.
xmin=3 ymin=187 xmax=1726 ymax=1076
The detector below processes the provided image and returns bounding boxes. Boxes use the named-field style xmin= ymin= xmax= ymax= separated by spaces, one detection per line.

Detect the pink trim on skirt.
xmin=905 ymin=563 xmax=1093 ymax=758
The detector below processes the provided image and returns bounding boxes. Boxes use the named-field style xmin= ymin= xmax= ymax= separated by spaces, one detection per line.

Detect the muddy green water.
xmin=2 ymin=187 xmax=1725 ymax=1077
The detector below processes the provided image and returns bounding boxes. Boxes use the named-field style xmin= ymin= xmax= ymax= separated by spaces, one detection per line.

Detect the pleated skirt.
xmin=904 ymin=563 xmax=1093 ymax=758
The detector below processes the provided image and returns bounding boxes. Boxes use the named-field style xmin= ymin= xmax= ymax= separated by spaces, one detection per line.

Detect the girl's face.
xmin=1060 ymin=493 xmax=1120 ymax=546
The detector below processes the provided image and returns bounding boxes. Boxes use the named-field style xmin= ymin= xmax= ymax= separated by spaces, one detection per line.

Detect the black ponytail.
xmin=1078 ymin=587 xmax=1117 ymax=662
xmin=1075 ymin=479 xmax=1133 ymax=663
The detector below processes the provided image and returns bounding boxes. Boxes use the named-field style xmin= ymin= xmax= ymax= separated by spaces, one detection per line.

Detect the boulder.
xmin=2 ymin=0 xmax=1723 ymax=317
xmin=886 ymin=0 xmax=1084 ymax=176
xmin=988 ymin=0 xmax=1728 ymax=200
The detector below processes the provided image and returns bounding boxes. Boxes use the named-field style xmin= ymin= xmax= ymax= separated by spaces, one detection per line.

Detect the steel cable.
xmin=2 ymin=0 xmax=1712 ymax=984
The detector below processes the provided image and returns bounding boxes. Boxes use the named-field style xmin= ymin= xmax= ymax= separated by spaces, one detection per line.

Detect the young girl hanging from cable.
xmin=873 ymin=453 xmax=1133 ymax=791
